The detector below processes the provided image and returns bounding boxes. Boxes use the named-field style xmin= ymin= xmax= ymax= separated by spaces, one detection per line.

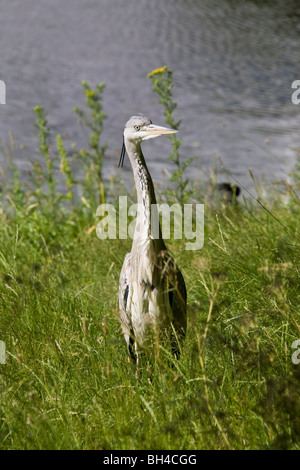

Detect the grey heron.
xmin=118 ymin=115 xmax=187 ymax=369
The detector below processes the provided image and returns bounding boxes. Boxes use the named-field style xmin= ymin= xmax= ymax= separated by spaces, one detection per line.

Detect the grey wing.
xmin=171 ymin=265 xmax=187 ymax=332
xmin=161 ymin=251 xmax=187 ymax=357
xmin=119 ymin=253 xmax=136 ymax=361
xmin=169 ymin=265 xmax=187 ymax=358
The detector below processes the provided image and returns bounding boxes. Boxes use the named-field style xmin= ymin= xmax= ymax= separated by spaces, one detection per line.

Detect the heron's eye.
xmin=134 ymin=125 xmax=140 ymax=131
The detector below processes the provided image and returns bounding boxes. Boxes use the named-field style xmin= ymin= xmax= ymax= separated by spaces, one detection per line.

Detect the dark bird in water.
xmin=217 ymin=183 xmax=241 ymax=203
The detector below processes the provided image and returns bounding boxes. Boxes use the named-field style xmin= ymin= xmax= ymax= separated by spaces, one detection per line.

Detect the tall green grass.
xmin=0 ymin=75 xmax=299 ymax=450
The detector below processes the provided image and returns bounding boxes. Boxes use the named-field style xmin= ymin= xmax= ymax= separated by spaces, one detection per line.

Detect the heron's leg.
xmin=135 ymin=342 xmax=141 ymax=378
xmin=127 ymin=332 xmax=136 ymax=363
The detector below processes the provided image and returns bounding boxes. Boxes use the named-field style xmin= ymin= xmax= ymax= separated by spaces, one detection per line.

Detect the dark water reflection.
xmin=0 ymin=0 xmax=299 ymax=190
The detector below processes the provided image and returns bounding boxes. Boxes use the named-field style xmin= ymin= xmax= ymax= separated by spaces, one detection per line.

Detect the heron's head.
xmin=119 ymin=115 xmax=178 ymax=167
xmin=124 ymin=115 xmax=177 ymax=142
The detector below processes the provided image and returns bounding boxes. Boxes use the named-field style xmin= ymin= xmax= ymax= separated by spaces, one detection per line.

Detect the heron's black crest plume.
xmin=118 ymin=138 xmax=126 ymax=168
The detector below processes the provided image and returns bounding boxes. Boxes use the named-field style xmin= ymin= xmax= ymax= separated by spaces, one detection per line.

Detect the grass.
xmin=0 ymin=188 xmax=299 ymax=450
xmin=0 ymin=76 xmax=300 ymax=450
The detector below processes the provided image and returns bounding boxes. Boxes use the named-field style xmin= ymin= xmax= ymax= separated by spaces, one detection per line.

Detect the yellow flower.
xmin=33 ymin=105 xmax=43 ymax=112
xmin=147 ymin=66 xmax=167 ymax=78
xmin=86 ymin=90 xmax=96 ymax=97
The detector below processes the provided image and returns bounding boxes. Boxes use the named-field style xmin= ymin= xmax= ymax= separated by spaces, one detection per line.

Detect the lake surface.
xmin=0 ymin=0 xmax=300 ymax=192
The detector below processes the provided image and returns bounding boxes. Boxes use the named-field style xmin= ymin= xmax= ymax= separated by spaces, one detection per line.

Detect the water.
xmin=0 ymin=0 xmax=299 ymax=191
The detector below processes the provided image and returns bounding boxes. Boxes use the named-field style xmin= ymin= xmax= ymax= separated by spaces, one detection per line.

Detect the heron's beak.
xmin=142 ymin=124 xmax=178 ymax=140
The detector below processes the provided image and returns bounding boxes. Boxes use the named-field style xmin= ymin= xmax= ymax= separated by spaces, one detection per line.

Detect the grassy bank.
xmin=0 ymin=75 xmax=300 ymax=450
xmin=0 ymin=186 xmax=299 ymax=449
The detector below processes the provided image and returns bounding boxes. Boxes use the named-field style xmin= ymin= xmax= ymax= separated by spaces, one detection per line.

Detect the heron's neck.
xmin=126 ymin=140 xmax=164 ymax=248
